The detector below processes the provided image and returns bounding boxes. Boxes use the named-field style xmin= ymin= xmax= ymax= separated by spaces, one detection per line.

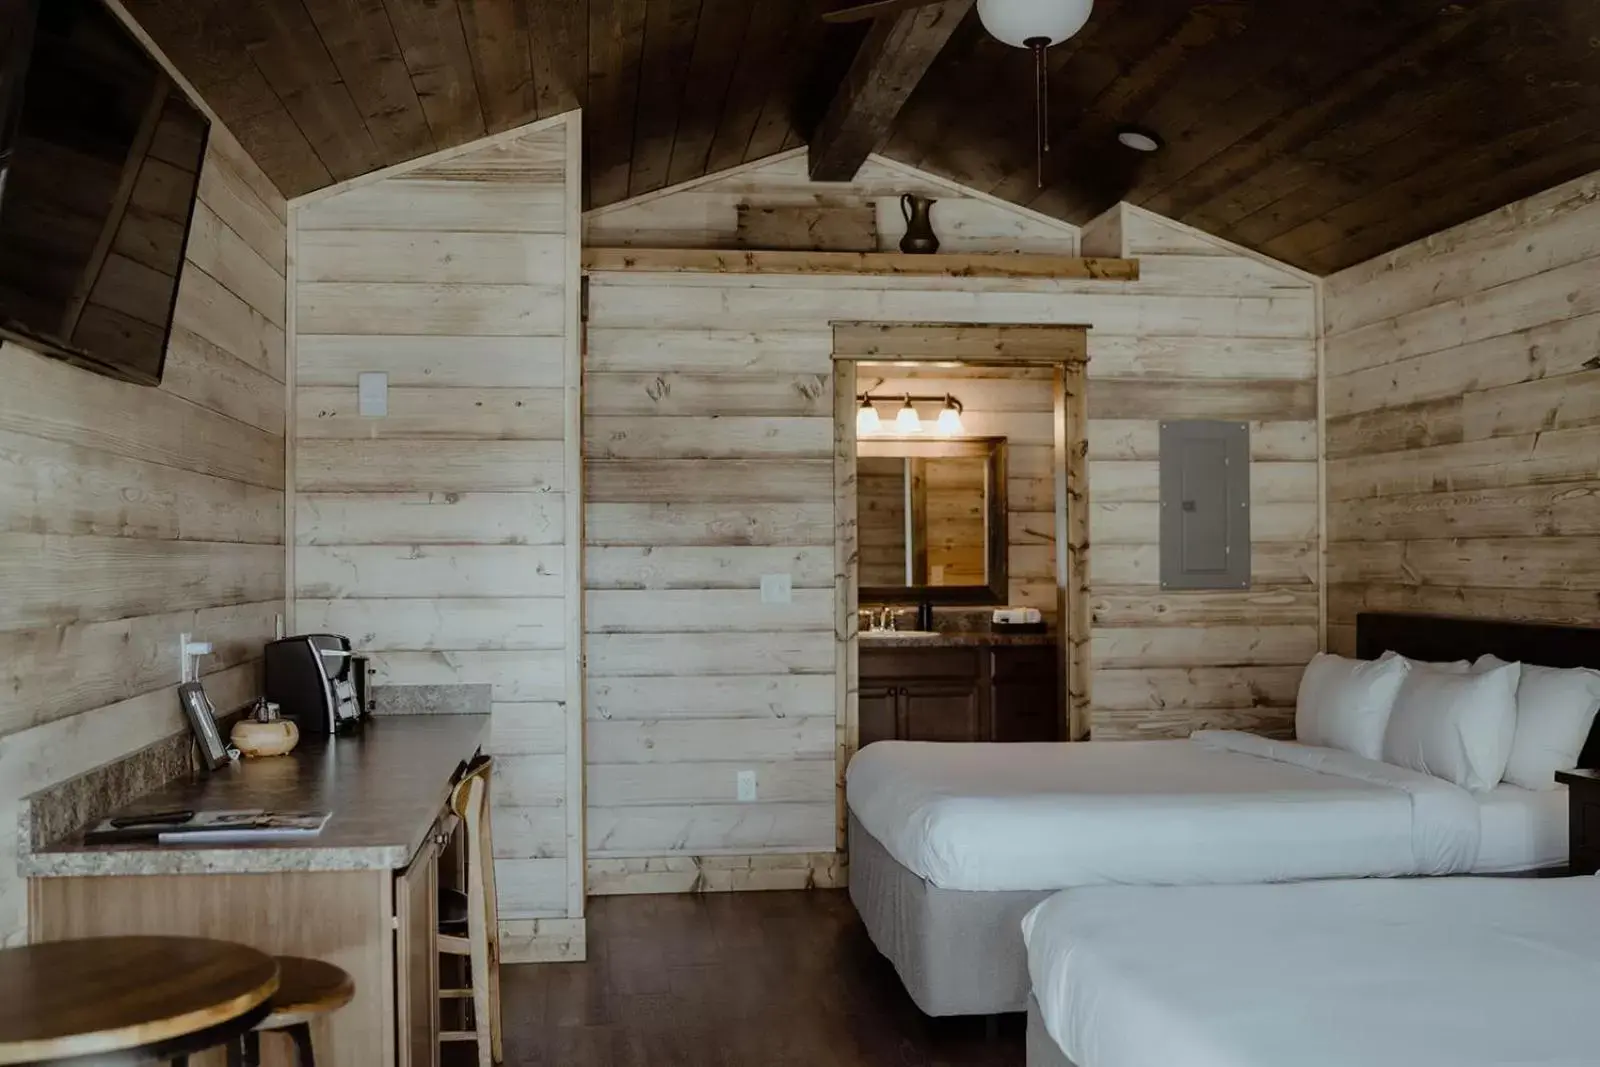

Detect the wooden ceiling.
xmin=125 ymin=0 xmax=1600 ymax=274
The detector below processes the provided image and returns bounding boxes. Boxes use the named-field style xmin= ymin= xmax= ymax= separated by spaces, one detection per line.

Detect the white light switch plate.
xmin=358 ymin=372 xmax=388 ymax=417
xmin=760 ymin=573 xmax=792 ymax=605
xmin=736 ymin=770 xmax=758 ymax=802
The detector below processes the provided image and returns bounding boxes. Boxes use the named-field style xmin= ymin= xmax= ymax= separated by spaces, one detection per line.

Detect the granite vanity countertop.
xmin=21 ymin=714 xmax=490 ymax=879
xmin=857 ymin=630 xmax=1058 ymax=649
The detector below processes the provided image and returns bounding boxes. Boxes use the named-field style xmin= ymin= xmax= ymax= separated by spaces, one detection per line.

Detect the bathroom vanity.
xmin=859 ymin=634 xmax=1060 ymax=746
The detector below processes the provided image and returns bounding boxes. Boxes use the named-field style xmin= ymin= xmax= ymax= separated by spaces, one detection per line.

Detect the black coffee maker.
xmin=264 ymin=634 xmax=366 ymax=735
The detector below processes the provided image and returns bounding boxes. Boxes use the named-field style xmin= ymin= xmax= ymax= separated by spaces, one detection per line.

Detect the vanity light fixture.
xmin=936 ymin=396 xmax=966 ymax=436
xmin=895 ymin=395 xmax=924 ymax=434
xmin=857 ymin=396 xmax=882 ymax=435
xmin=856 ymin=392 xmax=970 ymax=437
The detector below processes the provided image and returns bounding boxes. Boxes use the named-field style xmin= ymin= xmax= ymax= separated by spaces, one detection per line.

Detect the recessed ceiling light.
xmin=1116 ymin=126 xmax=1163 ymax=153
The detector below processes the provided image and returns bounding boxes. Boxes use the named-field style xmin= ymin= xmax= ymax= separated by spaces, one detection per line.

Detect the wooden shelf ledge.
xmin=581 ymin=247 xmax=1140 ymax=281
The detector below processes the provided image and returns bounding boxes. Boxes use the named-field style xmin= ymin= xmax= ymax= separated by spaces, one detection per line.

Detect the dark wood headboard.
xmin=1356 ymin=612 xmax=1600 ymax=769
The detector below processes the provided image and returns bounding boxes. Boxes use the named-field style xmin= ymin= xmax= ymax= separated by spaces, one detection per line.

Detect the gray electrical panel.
xmin=1159 ymin=420 xmax=1251 ymax=590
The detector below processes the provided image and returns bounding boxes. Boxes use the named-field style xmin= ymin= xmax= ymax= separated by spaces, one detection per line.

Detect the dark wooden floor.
xmin=499 ymin=889 xmax=1024 ymax=1066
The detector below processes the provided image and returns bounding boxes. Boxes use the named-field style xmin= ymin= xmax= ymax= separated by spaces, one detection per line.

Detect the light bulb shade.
xmin=977 ymin=0 xmax=1094 ymax=48
xmin=895 ymin=399 xmax=923 ymax=434
xmin=936 ymin=402 xmax=965 ymax=436
xmin=856 ymin=400 xmax=881 ymax=435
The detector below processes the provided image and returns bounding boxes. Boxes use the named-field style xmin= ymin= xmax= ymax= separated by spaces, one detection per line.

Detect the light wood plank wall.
xmin=291 ymin=117 xmax=585 ymax=954
xmin=580 ymin=157 xmax=1320 ymax=883
xmin=858 ymin=365 xmax=1057 ymax=613
xmin=0 ymin=131 xmax=287 ymax=946
xmin=1324 ymin=169 xmax=1600 ymax=651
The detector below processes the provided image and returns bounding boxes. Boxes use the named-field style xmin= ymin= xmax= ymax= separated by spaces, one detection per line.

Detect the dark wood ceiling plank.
xmin=665 ymin=0 xmax=753 ymax=186
xmin=1226 ymin=7 xmax=1600 ymax=252
xmin=226 ymin=109 xmax=334 ymax=196
xmin=119 ymin=0 xmax=333 ymax=195
xmin=627 ymin=0 xmax=704 ymax=196
xmin=526 ymin=0 xmax=588 ymax=118
xmin=744 ymin=0 xmax=829 ymax=164
xmin=1125 ymin=0 xmax=1430 ymax=218
xmin=237 ymin=0 xmax=387 ymax=181
xmin=458 ymin=0 xmax=537 ymax=133
xmin=1269 ymin=97 xmax=1600 ymax=273
xmin=1192 ymin=5 xmax=1541 ymax=243
xmin=1300 ymin=129 xmax=1600 ymax=274
xmin=382 ymin=0 xmax=488 ymax=147
xmin=1144 ymin=2 xmax=1501 ymax=225
xmin=301 ymin=0 xmax=436 ymax=162
xmin=806 ymin=0 xmax=973 ymax=182
xmin=703 ymin=1 xmax=808 ymax=173
xmin=586 ymin=0 xmax=649 ymax=206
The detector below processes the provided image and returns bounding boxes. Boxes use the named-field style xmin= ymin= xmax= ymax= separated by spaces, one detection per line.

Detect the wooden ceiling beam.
xmin=807 ymin=0 xmax=973 ymax=183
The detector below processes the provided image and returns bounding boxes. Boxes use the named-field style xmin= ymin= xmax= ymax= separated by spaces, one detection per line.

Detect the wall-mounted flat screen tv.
xmin=0 ymin=0 xmax=209 ymax=385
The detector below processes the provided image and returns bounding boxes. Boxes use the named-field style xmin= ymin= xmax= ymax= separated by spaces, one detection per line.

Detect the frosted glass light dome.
xmin=977 ymin=0 xmax=1094 ymax=48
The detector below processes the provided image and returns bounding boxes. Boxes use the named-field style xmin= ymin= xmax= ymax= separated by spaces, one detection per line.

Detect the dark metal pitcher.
xmin=899 ymin=193 xmax=940 ymax=254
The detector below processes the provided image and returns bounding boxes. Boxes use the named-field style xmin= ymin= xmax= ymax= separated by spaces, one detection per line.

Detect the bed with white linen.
xmin=846 ymin=612 xmax=1600 ymax=1017
xmin=1022 ymin=876 xmax=1600 ymax=1067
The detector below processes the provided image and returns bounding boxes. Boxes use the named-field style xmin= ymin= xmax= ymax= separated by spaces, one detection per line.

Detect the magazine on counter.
xmin=159 ymin=810 xmax=331 ymax=844
xmin=85 ymin=809 xmax=331 ymax=845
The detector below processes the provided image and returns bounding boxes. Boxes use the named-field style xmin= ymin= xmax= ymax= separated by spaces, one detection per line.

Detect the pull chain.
xmin=1028 ymin=37 xmax=1050 ymax=188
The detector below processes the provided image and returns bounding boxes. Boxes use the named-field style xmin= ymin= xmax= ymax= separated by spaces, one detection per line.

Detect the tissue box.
xmin=992 ymin=607 xmax=1046 ymax=633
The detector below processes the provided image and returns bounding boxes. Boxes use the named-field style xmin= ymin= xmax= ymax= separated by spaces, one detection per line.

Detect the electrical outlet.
xmin=760 ymin=573 xmax=792 ymax=605
xmin=358 ymin=372 xmax=388 ymax=417
xmin=736 ymin=770 xmax=758 ymax=802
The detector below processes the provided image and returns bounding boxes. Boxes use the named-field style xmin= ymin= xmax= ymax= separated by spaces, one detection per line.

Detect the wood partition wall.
xmin=289 ymin=115 xmax=585 ymax=963
xmin=831 ymin=322 xmax=1090 ymax=846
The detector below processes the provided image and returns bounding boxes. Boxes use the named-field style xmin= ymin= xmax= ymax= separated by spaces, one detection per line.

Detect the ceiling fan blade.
xmin=822 ymin=0 xmax=945 ymax=24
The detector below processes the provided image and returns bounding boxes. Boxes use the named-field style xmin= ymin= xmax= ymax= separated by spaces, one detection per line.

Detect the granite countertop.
xmin=22 ymin=714 xmax=490 ymax=878
xmin=857 ymin=630 xmax=1057 ymax=649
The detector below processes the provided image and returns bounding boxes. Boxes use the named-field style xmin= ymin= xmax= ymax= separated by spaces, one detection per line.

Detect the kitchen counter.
xmin=857 ymin=630 xmax=1057 ymax=649
xmin=23 ymin=714 xmax=489 ymax=878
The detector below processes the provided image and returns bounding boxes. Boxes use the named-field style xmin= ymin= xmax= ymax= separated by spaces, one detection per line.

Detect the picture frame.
xmin=178 ymin=680 xmax=230 ymax=771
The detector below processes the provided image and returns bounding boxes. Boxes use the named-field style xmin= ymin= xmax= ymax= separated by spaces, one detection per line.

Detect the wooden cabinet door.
xmin=395 ymin=835 xmax=441 ymax=1067
xmin=900 ymin=681 xmax=985 ymax=742
xmin=859 ymin=684 xmax=899 ymax=747
xmin=991 ymin=648 xmax=1061 ymax=742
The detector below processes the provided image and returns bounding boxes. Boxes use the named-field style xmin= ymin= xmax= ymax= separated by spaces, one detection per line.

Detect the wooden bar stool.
xmin=229 ymin=956 xmax=354 ymax=1067
xmin=439 ymin=756 xmax=502 ymax=1065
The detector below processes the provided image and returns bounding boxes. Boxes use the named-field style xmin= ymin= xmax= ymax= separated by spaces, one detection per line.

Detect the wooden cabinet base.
xmin=859 ymin=645 xmax=1061 ymax=744
xmin=29 ymin=870 xmax=394 ymax=1067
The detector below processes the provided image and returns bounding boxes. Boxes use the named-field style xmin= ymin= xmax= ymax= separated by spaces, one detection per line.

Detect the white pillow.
xmin=1477 ymin=654 xmax=1600 ymax=791
xmin=1296 ymin=653 xmax=1410 ymax=760
xmin=1382 ymin=661 xmax=1521 ymax=791
xmin=1380 ymin=651 xmax=1472 ymax=674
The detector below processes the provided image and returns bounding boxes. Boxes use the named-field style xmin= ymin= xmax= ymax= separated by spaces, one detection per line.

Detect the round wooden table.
xmin=0 ymin=936 xmax=280 ymax=1065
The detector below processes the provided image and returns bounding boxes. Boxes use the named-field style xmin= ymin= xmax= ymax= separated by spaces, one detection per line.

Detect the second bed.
xmin=1023 ymin=876 xmax=1600 ymax=1067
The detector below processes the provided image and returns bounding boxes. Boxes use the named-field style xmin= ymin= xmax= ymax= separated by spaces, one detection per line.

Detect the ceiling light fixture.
xmin=977 ymin=0 xmax=1095 ymax=188
xmin=857 ymin=397 xmax=882 ymax=435
xmin=936 ymin=396 xmax=965 ymax=436
xmin=1116 ymin=125 xmax=1163 ymax=153
xmin=895 ymin=396 xmax=924 ymax=434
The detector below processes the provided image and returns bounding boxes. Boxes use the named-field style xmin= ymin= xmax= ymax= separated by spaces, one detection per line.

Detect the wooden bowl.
xmin=230 ymin=718 xmax=300 ymax=758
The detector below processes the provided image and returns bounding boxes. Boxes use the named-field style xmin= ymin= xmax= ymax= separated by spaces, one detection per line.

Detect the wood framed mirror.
xmin=857 ymin=436 xmax=1008 ymax=605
